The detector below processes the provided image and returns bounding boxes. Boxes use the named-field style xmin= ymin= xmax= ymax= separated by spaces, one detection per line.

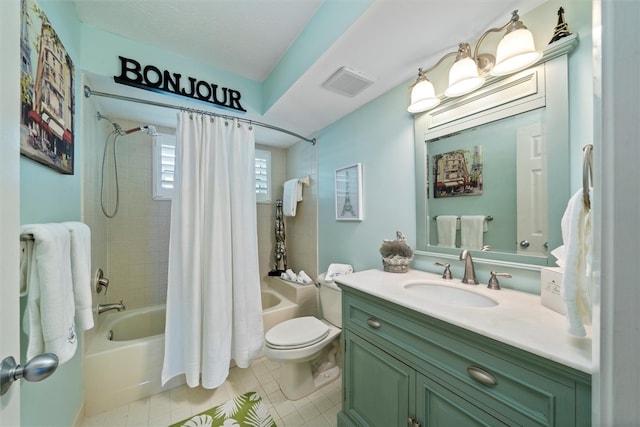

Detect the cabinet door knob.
xmin=407 ymin=417 xmax=421 ymax=427
xmin=367 ymin=317 xmax=381 ymax=329
xmin=466 ymin=365 xmax=498 ymax=386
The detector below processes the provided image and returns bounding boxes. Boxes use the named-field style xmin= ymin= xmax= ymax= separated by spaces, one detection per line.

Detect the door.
xmin=516 ymin=122 xmax=548 ymax=255
xmin=343 ymin=331 xmax=414 ymax=427
xmin=0 ymin=0 xmax=22 ymax=424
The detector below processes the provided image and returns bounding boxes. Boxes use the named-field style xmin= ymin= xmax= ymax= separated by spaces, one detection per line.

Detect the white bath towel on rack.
xmin=63 ymin=222 xmax=94 ymax=331
xmin=21 ymin=223 xmax=77 ymax=364
xmin=436 ymin=216 xmax=458 ymax=247
xmin=283 ymin=178 xmax=303 ymax=217
xmin=19 ymin=239 xmax=34 ymax=297
xmin=560 ymin=188 xmax=592 ymax=337
xmin=460 ymin=216 xmax=487 ymax=250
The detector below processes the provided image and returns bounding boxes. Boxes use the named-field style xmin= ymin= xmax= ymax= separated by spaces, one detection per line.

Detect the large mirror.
xmin=414 ymin=35 xmax=578 ymax=266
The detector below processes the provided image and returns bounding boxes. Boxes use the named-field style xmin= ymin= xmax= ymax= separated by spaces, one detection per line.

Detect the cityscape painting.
xmin=20 ymin=0 xmax=75 ymax=174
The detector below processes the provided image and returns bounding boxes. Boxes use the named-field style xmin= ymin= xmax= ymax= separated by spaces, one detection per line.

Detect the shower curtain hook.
xmin=248 ymin=121 xmax=253 ymax=131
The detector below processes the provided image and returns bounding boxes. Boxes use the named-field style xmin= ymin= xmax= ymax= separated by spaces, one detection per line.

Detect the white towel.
xmin=285 ymin=268 xmax=297 ymax=281
xmin=21 ymin=223 xmax=77 ymax=364
xmin=326 ymin=263 xmax=353 ymax=281
xmin=560 ymin=188 xmax=592 ymax=337
xmin=436 ymin=216 xmax=458 ymax=247
xmin=63 ymin=222 xmax=94 ymax=331
xmin=297 ymin=270 xmax=313 ymax=284
xmin=283 ymin=178 xmax=303 ymax=217
xmin=19 ymin=239 xmax=34 ymax=297
xmin=460 ymin=216 xmax=487 ymax=250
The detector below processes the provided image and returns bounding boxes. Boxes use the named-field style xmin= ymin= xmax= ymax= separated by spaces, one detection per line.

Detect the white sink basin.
xmin=403 ymin=281 xmax=498 ymax=308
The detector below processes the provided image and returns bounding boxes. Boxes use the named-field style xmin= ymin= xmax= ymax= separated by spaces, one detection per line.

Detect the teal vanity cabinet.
xmin=337 ymin=286 xmax=591 ymax=427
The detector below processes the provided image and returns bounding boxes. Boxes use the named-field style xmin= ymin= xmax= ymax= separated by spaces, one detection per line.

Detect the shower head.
xmin=143 ymin=125 xmax=159 ymax=136
xmin=121 ymin=124 xmax=159 ymax=136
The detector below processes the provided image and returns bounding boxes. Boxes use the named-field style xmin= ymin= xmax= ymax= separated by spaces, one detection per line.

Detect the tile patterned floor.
xmin=79 ymin=356 xmax=341 ymax=427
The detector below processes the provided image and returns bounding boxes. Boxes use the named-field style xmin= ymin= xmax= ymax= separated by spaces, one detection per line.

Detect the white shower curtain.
xmin=162 ymin=112 xmax=264 ymax=389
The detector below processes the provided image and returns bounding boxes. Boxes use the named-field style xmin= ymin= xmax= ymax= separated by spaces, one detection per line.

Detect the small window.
xmin=152 ymin=133 xmax=176 ymax=200
xmin=255 ymin=149 xmax=271 ymax=203
xmin=153 ymin=141 xmax=271 ymax=204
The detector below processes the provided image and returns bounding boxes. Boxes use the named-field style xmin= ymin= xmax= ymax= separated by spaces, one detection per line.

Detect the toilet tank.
xmin=319 ymin=278 xmax=342 ymax=328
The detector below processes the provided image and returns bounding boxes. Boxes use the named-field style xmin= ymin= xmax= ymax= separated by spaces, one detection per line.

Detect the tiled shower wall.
xmin=83 ymin=116 xmax=318 ymax=310
xmin=83 ymin=116 xmax=172 ymax=311
xmin=103 ymin=119 xmax=172 ymax=310
xmin=285 ymin=140 xmax=319 ymax=280
xmin=257 ymin=144 xmax=286 ymax=288
xmin=257 ymin=140 xmax=319 ymax=286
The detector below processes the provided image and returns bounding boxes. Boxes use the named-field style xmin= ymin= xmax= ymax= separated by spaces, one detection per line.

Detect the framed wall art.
xmin=432 ymin=146 xmax=483 ymax=198
xmin=20 ymin=0 xmax=76 ymax=174
xmin=335 ymin=163 xmax=363 ymax=221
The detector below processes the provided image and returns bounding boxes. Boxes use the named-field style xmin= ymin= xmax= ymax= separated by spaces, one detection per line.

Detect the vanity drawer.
xmin=343 ymin=290 xmax=582 ymax=426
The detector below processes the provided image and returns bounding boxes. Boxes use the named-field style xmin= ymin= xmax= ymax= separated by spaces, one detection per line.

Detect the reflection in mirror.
xmin=426 ymin=108 xmax=547 ymax=257
xmin=414 ymin=35 xmax=579 ymax=267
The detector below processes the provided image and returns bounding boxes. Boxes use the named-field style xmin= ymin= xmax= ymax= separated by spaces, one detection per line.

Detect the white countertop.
xmin=336 ymin=268 xmax=592 ymax=374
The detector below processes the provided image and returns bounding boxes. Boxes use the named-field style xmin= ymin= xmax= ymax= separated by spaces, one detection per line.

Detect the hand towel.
xmin=460 ymin=216 xmax=487 ymax=250
xmin=21 ymin=223 xmax=77 ymax=364
xmin=560 ymin=188 xmax=592 ymax=337
xmin=283 ymin=178 xmax=303 ymax=217
xmin=326 ymin=263 xmax=353 ymax=281
xmin=63 ymin=222 xmax=94 ymax=331
xmin=285 ymin=268 xmax=297 ymax=281
xmin=436 ymin=216 xmax=458 ymax=247
xmin=297 ymin=270 xmax=313 ymax=284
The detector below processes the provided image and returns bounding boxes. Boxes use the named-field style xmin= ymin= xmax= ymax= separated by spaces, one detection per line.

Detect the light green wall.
xmin=80 ymin=26 xmax=263 ymax=115
xmin=20 ymin=1 xmax=83 ymax=426
xmin=318 ymin=83 xmax=416 ymax=273
xmin=317 ymin=0 xmax=593 ymax=293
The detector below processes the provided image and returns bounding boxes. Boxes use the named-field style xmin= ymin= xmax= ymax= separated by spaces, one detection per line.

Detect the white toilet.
xmin=263 ymin=274 xmax=342 ymax=400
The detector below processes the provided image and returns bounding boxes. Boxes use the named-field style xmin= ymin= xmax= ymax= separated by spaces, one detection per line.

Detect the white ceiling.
xmin=74 ymin=0 xmax=546 ymax=147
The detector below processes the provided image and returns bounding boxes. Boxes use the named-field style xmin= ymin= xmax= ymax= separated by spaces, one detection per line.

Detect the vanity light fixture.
xmin=407 ymin=10 xmax=542 ymax=114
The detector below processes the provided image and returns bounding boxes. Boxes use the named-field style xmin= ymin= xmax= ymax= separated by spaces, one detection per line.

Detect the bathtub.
xmin=84 ymin=305 xmax=178 ymax=416
xmin=85 ymin=288 xmax=298 ymax=415
xmin=261 ymin=288 xmax=298 ymax=332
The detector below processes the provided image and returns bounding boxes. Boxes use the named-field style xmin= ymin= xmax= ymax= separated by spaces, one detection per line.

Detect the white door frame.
xmin=0 ymin=0 xmax=23 ymax=424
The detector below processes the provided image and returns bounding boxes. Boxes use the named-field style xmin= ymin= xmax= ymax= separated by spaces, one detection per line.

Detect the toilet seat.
xmin=265 ymin=316 xmax=330 ymax=350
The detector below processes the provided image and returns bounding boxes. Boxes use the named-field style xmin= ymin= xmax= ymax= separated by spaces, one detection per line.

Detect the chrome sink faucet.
xmin=460 ymin=249 xmax=479 ymax=285
xmin=97 ymin=300 xmax=126 ymax=315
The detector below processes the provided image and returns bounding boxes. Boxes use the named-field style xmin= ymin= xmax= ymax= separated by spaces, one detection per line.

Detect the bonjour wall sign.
xmin=114 ymin=56 xmax=247 ymax=112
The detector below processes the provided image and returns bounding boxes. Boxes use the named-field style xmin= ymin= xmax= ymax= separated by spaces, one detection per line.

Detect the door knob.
xmin=519 ymin=240 xmax=530 ymax=248
xmin=0 ymin=353 xmax=58 ymax=395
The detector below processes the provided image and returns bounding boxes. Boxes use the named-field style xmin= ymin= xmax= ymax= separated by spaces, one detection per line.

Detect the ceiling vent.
xmin=322 ymin=66 xmax=375 ymax=97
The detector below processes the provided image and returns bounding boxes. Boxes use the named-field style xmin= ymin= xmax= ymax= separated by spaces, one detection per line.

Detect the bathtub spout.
xmin=97 ymin=300 xmax=126 ymax=315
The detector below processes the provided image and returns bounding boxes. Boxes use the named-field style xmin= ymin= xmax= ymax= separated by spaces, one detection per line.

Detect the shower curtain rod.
xmin=83 ymin=85 xmax=317 ymax=145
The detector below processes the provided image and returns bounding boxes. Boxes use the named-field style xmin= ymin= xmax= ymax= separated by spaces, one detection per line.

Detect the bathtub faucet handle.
xmin=95 ymin=268 xmax=110 ymax=294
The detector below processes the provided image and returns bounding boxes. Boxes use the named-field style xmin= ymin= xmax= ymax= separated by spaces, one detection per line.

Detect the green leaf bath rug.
xmin=170 ymin=391 xmax=276 ymax=427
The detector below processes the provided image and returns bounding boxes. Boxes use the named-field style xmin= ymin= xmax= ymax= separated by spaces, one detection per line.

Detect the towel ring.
xmin=582 ymin=144 xmax=593 ymax=209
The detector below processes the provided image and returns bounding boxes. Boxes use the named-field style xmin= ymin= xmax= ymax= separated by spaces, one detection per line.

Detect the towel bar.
xmin=582 ymin=144 xmax=593 ymax=209
xmin=433 ymin=215 xmax=493 ymax=221
xmin=20 ymin=233 xmax=34 ymax=242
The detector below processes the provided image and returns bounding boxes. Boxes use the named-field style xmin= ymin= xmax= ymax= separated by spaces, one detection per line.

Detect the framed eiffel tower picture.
xmin=335 ymin=163 xmax=363 ymax=221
